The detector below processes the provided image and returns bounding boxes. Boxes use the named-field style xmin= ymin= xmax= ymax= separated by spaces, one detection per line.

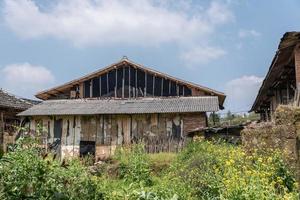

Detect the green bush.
xmin=114 ymin=144 xmax=153 ymax=186
xmin=0 ymin=137 xmax=103 ymax=200
xmin=0 ymin=137 xmax=298 ymax=200
xmin=174 ymin=141 xmax=299 ymax=200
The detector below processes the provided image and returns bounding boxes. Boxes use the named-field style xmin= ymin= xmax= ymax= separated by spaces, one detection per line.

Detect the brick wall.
xmin=183 ymin=113 xmax=207 ymax=135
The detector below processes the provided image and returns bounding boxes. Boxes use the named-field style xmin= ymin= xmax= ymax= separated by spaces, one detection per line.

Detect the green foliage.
xmin=114 ymin=144 xmax=153 ymax=186
xmin=208 ymin=112 xmax=221 ymax=126
xmin=0 ymin=137 xmax=298 ymax=200
xmin=209 ymin=111 xmax=260 ymax=127
xmin=174 ymin=141 xmax=299 ymax=200
xmin=0 ymin=136 xmax=103 ymax=200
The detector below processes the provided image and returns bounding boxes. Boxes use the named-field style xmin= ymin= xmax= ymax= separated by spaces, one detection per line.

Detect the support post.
xmin=169 ymin=80 xmax=171 ymax=95
xmin=295 ymin=44 xmax=300 ymax=105
xmin=287 ymin=81 xmax=290 ymax=103
xmin=115 ymin=68 xmax=117 ymax=98
xmin=90 ymin=80 xmax=92 ymax=98
xmin=161 ymin=78 xmax=164 ymax=96
xmin=144 ymin=72 xmax=147 ymax=97
xmin=106 ymin=73 xmax=109 ymax=96
xmin=129 ymin=66 xmax=131 ymax=98
xmin=99 ymin=76 xmax=102 ymax=97
xmin=0 ymin=112 xmax=4 ymax=151
xmin=135 ymin=69 xmax=138 ymax=97
xmin=152 ymin=75 xmax=155 ymax=97
xmin=122 ymin=67 xmax=125 ymax=98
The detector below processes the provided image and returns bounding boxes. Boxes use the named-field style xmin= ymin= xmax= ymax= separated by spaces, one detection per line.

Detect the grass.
xmin=148 ymin=152 xmax=176 ymax=175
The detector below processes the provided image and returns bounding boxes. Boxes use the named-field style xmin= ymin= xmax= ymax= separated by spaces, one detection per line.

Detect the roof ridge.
xmin=41 ymin=96 xmax=219 ymax=105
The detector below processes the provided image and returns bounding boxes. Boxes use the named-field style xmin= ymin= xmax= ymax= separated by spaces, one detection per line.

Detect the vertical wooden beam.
xmin=168 ymin=80 xmax=171 ymax=95
xmin=144 ymin=72 xmax=147 ymax=97
xmin=279 ymin=89 xmax=283 ymax=104
xmin=106 ymin=73 xmax=109 ymax=96
xmin=161 ymin=78 xmax=164 ymax=96
xmin=129 ymin=66 xmax=131 ymax=98
xmin=152 ymin=75 xmax=155 ymax=97
xmin=79 ymin=82 xmax=84 ymax=98
xmin=135 ymin=68 xmax=138 ymax=98
xmin=122 ymin=67 xmax=125 ymax=98
xmin=0 ymin=112 xmax=3 ymax=150
xmin=89 ymin=80 xmax=92 ymax=98
xmin=99 ymin=76 xmax=102 ymax=97
xmin=287 ymin=81 xmax=290 ymax=102
xmin=265 ymin=109 xmax=269 ymax=122
xmin=115 ymin=68 xmax=117 ymax=98
xmin=295 ymin=44 xmax=300 ymax=91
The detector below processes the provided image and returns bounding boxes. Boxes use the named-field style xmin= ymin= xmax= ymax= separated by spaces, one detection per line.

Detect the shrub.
xmin=0 ymin=136 xmax=103 ymax=200
xmin=174 ymin=141 xmax=299 ymax=200
xmin=114 ymin=144 xmax=153 ymax=186
xmin=0 ymin=137 xmax=298 ymax=199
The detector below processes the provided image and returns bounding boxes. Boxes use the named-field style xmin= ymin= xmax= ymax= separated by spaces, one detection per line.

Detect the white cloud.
xmin=3 ymin=0 xmax=233 ymax=65
xmin=207 ymin=1 xmax=234 ymax=25
xmin=1 ymin=63 xmax=55 ymax=98
xmin=224 ymin=75 xmax=263 ymax=112
xmin=238 ymin=29 xmax=261 ymax=38
xmin=180 ymin=46 xmax=227 ymax=65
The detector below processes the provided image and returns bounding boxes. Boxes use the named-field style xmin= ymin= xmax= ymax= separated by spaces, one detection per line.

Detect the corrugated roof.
xmin=0 ymin=89 xmax=37 ymax=110
xmin=18 ymin=96 xmax=219 ymax=116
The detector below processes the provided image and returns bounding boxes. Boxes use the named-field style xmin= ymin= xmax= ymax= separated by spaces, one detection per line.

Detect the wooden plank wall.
xmin=47 ymin=64 xmax=194 ymax=100
xmin=29 ymin=112 xmax=206 ymax=160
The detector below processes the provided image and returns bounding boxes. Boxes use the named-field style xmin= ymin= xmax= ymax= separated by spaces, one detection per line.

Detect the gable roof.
xmin=250 ymin=32 xmax=300 ymax=112
xmin=36 ymin=58 xmax=226 ymax=105
xmin=18 ymin=96 xmax=219 ymax=116
xmin=0 ymin=89 xmax=39 ymax=111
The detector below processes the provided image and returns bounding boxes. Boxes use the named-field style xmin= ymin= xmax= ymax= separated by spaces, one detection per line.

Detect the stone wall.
xmin=242 ymin=105 xmax=300 ymax=180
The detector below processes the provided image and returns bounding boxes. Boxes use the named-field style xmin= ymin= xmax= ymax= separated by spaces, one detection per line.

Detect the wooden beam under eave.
xmin=294 ymin=44 xmax=300 ymax=91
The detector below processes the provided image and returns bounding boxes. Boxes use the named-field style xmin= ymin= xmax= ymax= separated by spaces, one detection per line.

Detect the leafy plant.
xmin=114 ymin=144 xmax=153 ymax=186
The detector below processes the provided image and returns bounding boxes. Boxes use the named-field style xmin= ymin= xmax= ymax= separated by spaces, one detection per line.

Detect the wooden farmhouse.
xmin=0 ymin=89 xmax=37 ymax=151
xmin=19 ymin=58 xmax=226 ymax=160
xmin=251 ymin=32 xmax=300 ymax=120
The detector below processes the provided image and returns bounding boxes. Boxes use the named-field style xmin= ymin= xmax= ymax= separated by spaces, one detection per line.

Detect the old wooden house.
xmin=0 ymin=89 xmax=37 ymax=151
xmin=251 ymin=32 xmax=300 ymax=120
xmin=19 ymin=58 xmax=226 ymax=160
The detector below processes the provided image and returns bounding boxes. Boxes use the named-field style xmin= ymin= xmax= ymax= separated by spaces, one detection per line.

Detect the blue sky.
xmin=0 ymin=0 xmax=299 ymax=113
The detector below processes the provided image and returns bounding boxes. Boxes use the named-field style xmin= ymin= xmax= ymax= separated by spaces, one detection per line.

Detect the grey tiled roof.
xmin=0 ymin=89 xmax=36 ymax=110
xmin=18 ymin=96 xmax=219 ymax=116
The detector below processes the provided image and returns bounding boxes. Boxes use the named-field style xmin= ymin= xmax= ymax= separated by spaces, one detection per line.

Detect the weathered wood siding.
xmin=28 ymin=112 xmax=207 ymax=160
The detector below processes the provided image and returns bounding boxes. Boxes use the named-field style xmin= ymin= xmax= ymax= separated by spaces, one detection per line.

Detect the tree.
xmin=208 ymin=112 xmax=220 ymax=127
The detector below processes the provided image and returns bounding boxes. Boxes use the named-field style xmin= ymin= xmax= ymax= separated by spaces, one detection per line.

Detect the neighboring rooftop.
xmin=251 ymin=32 xmax=300 ymax=112
xmin=18 ymin=96 xmax=219 ymax=116
xmin=0 ymin=89 xmax=39 ymax=110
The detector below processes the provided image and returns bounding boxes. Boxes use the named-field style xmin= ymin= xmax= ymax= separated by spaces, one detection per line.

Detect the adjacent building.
xmin=251 ymin=32 xmax=300 ymax=120
xmin=19 ymin=58 xmax=226 ymax=160
xmin=0 ymin=89 xmax=38 ymax=151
